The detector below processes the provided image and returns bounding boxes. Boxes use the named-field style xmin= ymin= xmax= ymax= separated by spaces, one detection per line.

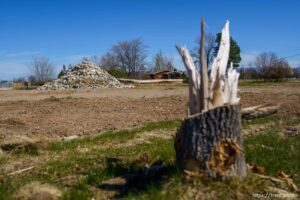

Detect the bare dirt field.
xmin=1 ymin=82 xmax=300 ymax=142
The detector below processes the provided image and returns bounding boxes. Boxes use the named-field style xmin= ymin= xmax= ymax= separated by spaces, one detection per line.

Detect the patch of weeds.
xmin=284 ymin=117 xmax=300 ymax=126
xmin=0 ymin=172 xmax=57 ymax=200
xmin=37 ymin=138 xmax=175 ymax=199
xmin=139 ymin=120 xmax=181 ymax=132
xmin=242 ymin=115 xmax=280 ymax=129
xmin=123 ymin=172 xmax=272 ymax=200
xmin=62 ymin=96 xmax=74 ymax=100
xmin=22 ymin=143 xmax=39 ymax=156
xmin=86 ymin=169 xmax=112 ymax=185
xmin=1 ymin=143 xmax=39 ymax=156
xmin=63 ymin=183 xmax=91 ymax=200
xmin=123 ymin=167 xmax=182 ymax=200
xmin=245 ymin=127 xmax=300 ymax=184
xmin=99 ymin=139 xmax=175 ymax=166
xmin=0 ymin=180 xmax=11 ymax=199
xmin=45 ymin=138 xmax=175 ymax=189
xmin=48 ymin=119 xmax=181 ymax=152
xmin=48 ymin=138 xmax=89 ymax=152
xmin=0 ymin=157 xmax=7 ymax=166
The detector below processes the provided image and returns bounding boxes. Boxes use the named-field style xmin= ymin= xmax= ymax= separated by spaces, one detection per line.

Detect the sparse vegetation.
xmin=28 ymin=56 xmax=55 ymax=85
xmin=0 ymin=115 xmax=299 ymax=199
xmin=107 ymin=68 xmax=127 ymax=78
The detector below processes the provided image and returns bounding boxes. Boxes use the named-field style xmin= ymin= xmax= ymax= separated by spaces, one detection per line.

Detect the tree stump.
xmin=175 ymin=104 xmax=247 ymax=179
xmin=175 ymin=18 xmax=247 ymax=179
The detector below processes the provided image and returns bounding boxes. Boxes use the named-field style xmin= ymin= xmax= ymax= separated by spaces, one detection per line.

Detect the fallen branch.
xmin=118 ymin=78 xmax=183 ymax=84
xmin=241 ymin=105 xmax=279 ymax=120
xmin=7 ymin=166 xmax=34 ymax=176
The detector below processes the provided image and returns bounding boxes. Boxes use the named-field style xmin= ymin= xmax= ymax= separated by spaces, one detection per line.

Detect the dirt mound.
xmin=38 ymin=61 xmax=131 ymax=90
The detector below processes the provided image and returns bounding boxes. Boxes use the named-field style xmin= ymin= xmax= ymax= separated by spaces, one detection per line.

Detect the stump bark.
xmin=175 ymin=18 xmax=247 ymax=179
xmin=175 ymin=104 xmax=247 ymax=179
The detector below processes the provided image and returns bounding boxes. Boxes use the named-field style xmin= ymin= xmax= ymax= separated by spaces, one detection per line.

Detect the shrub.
xmin=107 ymin=68 xmax=127 ymax=78
xmin=180 ymin=72 xmax=188 ymax=83
xmin=260 ymin=60 xmax=292 ymax=81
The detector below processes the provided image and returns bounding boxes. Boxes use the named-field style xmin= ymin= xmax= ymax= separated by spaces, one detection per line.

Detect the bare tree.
xmin=28 ymin=56 xmax=55 ymax=84
xmin=111 ymin=38 xmax=148 ymax=78
xmin=192 ymin=33 xmax=216 ymax=69
xmin=100 ymin=53 xmax=118 ymax=70
xmin=154 ymin=50 xmax=166 ymax=71
xmin=255 ymin=52 xmax=292 ymax=81
xmin=89 ymin=55 xmax=102 ymax=67
xmin=293 ymin=67 xmax=300 ymax=78
xmin=204 ymin=33 xmax=216 ymax=67
xmin=255 ymin=52 xmax=278 ymax=68
xmin=153 ymin=50 xmax=174 ymax=71
xmin=81 ymin=55 xmax=102 ymax=67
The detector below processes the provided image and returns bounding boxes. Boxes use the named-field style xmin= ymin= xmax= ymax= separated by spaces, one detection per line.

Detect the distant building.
xmin=150 ymin=70 xmax=181 ymax=79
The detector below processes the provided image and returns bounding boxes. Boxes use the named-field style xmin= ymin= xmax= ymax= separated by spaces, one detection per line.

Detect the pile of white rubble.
xmin=38 ymin=62 xmax=131 ymax=90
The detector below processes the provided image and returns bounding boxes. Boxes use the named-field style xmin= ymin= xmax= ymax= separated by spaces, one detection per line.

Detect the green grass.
xmin=242 ymin=115 xmax=281 ymax=129
xmin=120 ymin=125 xmax=300 ymax=200
xmin=48 ymin=119 xmax=181 ymax=152
xmin=124 ymin=173 xmax=273 ymax=200
xmin=0 ymin=139 xmax=176 ymax=200
xmin=245 ymin=127 xmax=300 ymax=185
xmin=0 ymin=120 xmax=179 ymax=200
xmin=1 ymin=117 xmax=299 ymax=200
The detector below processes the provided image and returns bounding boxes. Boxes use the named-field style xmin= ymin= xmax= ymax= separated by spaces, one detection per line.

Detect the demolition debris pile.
xmin=38 ymin=62 xmax=131 ymax=90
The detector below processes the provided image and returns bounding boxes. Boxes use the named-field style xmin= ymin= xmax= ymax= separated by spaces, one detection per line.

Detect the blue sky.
xmin=1 ymin=0 xmax=300 ymax=79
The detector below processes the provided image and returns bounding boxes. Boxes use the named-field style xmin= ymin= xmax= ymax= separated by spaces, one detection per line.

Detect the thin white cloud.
xmin=4 ymin=51 xmax=41 ymax=58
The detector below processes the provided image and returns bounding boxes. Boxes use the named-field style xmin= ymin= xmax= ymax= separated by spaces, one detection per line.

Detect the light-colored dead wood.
xmin=176 ymin=20 xmax=236 ymax=116
xmin=241 ymin=105 xmax=279 ymax=120
xmin=7 ymin=166 xmax=34 ymax=176
xmin=175 ymin=19 xmax=247 ymax=180
xmin=117 ymin=78 xmax=183 ymax=84
xmin=176 ymin=46 xmax=202 ymax=115
xmin=200 ymin=17 xmax=210 ymax=112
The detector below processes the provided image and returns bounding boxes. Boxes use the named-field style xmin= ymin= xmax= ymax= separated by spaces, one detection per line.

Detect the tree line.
xmin=25 ymin=38 xmax=180 ymax=85
xmin=25 ymin=33 xmax=240 ymax=85
xmin=16 ymin=34 xmax=299 ymax=86
xmin=240 ymin=52 xmax=300 ymax=81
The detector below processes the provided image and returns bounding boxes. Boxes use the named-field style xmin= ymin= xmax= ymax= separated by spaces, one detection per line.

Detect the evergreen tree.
xmin=214 ymin=33 xmax=241 ymax=67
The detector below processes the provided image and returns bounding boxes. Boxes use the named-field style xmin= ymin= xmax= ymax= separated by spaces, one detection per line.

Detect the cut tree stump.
xmin=175 ymin=104 xmax=247 ymax=179
xmin=175 ymin=18 xmax=247 ymax=180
